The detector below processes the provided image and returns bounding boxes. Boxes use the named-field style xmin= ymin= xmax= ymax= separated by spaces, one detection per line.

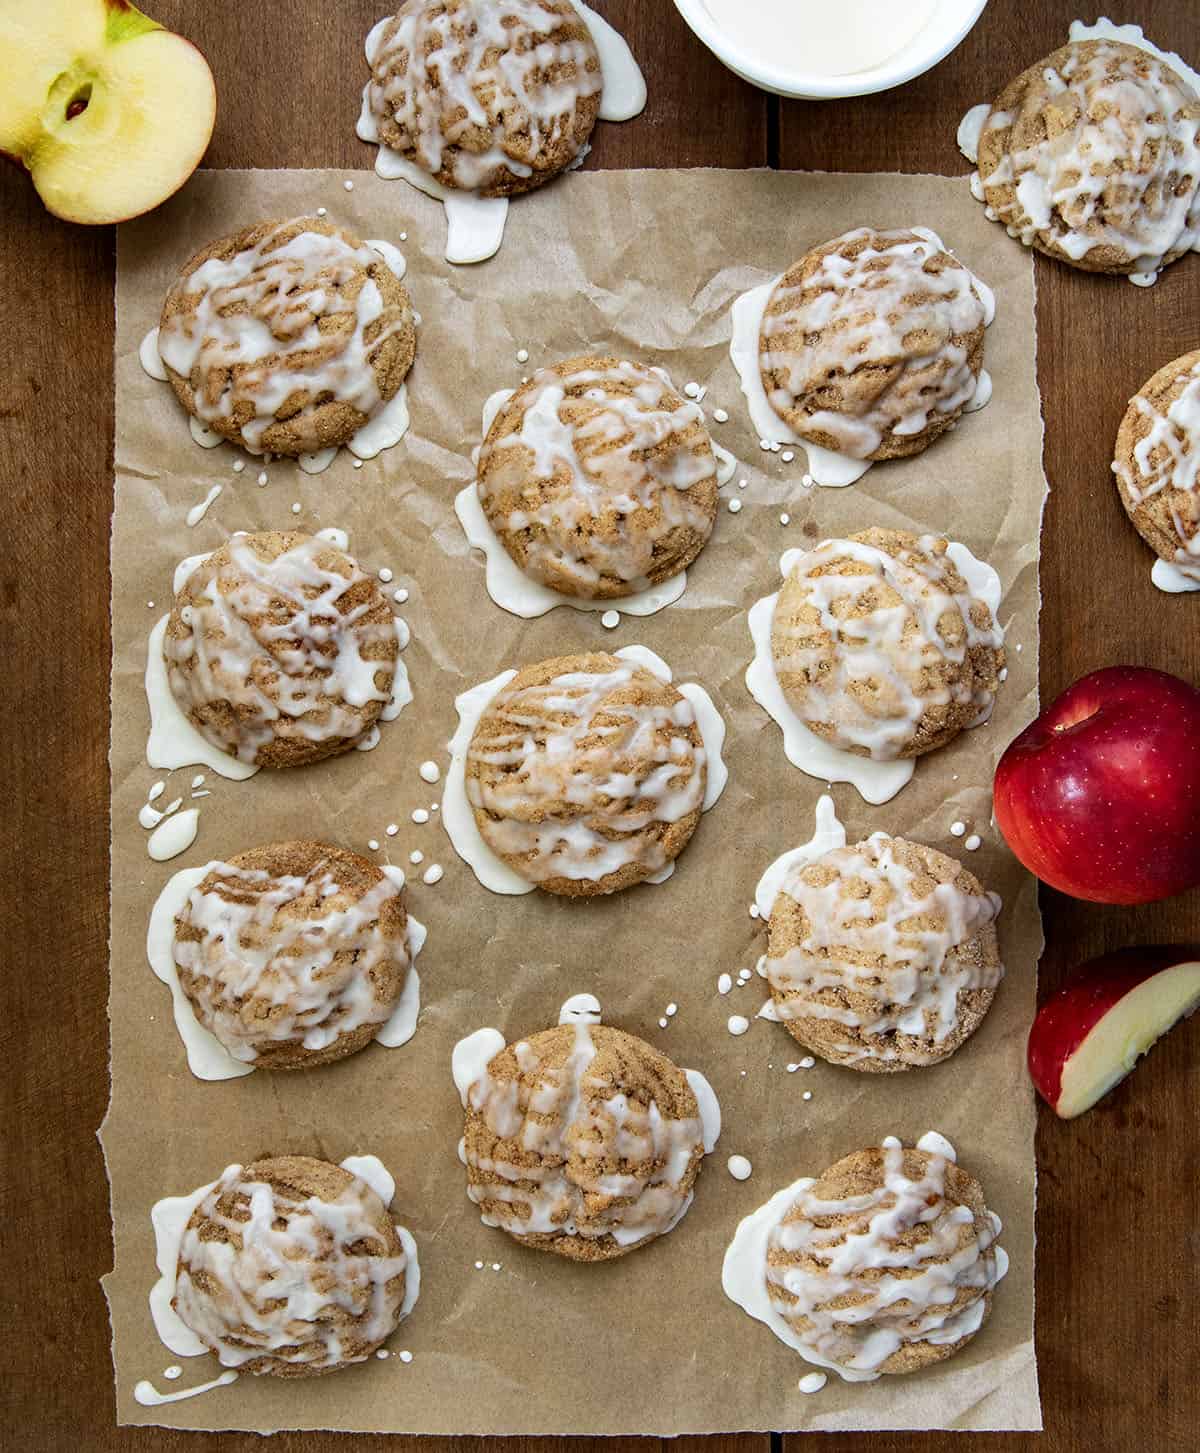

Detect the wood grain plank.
xmin=3 ymin=1 xmax=1196 ymax=1450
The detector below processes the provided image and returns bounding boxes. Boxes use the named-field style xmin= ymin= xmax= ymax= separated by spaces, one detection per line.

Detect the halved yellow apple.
xmin=0 ymin=0 xmax=216 ymax=224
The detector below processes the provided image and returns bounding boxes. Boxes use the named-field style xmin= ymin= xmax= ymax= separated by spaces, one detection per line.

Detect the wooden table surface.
xmin=3 ymin=2 xmax=1197 ymax=1449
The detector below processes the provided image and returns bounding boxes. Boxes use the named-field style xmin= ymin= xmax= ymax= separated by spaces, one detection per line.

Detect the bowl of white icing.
xmin=673 ymin=0 xmax=989 ymax=99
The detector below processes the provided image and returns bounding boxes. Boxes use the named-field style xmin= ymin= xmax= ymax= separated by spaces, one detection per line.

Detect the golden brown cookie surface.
xmin=759 ymin=228 xmax=989 ymax=461
xmin=765 ymin=835 xmax=1003 ymax=1071
xmin=976 ymin=40 xmax=1200 ymax=276
xmin=1113 ymin=349 xmax=1200 ymax=571
xmin=465 ymin=652 xmax=706 ymax=895
xmin=767 ymin=1141 xmax=1004 ymax=1374
xmin=174 ymin=841 xmax=410 ymax=1070
xmin=173 ymin=1156 xmax=409 ymax=1376
xmin=165 ymin=530 xmax=400 ymax=769
xmin=770 ymin=529 xmax=1005 ymax=761
xmin=158 ymin=216 xmax=415 ymax=455
xmin=366 ymin=0 xmax=601 ymax=197
xmin=477 ymin=356 xmax=719 ymax=599
xmin=460 ymin=1022 xmax=704 ymax=1260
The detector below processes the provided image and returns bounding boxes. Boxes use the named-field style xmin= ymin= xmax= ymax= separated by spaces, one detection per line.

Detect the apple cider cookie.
xmin=1113 ymin=349 xmax=1200 ymax=579
xmin=464 ymin=651 xmax=706 ymax=894
xmin=973 ymin=39 xmax=1200 ymax=279
xmin=765 ymin=834 xmax=1003 ymax=1070
xmin=454 ymin=1005 xmax=712 ymax=1260
xmin=759 ymin=228 xmax=992 ymax=462
xmin=477 ymin=357 xmax=719 ymax=598
xmin=157 ymin=216 xmax=415 ymax=455
xmin=165 ymin=531 xmax=400 ymax=769
xmin=728 ymin=1137 xmax=1006 ymax=1378
xmin=364 ymin=0 xmax=602 ymax=197
xmin=771 ymin=529 xmax=1005 ymax=761
xmin=174 ymin=842 xmax=411 ymax=1069
xmin=172 ymin=1156 xmax=411 ymax=1375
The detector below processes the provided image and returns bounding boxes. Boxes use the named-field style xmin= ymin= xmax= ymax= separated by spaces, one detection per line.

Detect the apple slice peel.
xmin=1028 ymin=948 xmax=1200 ymax=1118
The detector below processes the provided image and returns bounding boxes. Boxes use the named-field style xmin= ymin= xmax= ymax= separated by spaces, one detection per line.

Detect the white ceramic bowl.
xmin=673 ymin=0 xmax=989 ymax=100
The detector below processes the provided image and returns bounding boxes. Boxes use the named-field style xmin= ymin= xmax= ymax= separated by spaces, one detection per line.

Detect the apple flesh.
xmin=1028 ymin=947 xmax=1200 ymax=1118
xmin=0 ymin=0 xmax=215 ymax=225
xmin=994 ymin=666 xmax=1200 ymax=904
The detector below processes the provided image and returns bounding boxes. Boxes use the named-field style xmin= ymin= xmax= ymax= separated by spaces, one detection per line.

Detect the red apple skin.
xmin=994 ymin=667 xmax=1200 ymax=904
xmin=1028 ymin=947 xmax=1200 ymax=1113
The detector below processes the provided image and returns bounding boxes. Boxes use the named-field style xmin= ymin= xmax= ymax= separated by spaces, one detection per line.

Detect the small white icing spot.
xmin=713 ymin=408 xmax=729 ymax=423
xmin=728 ymin=1015 xmax=750 ymax=1036
xmin=799 ymin=1372 xmax=827 ymax=1394
xmin=601 ymin=609 xmax=620 ymax=629
xmin=422 ymin=864 xmax=444 ymax=885
xmin=419 ymin=760 xmax=440 ymax=783
xmin=964 ymin=834 xmax=982 ymax=851
xmin=147 ymin=808 xmax=200 ymax=862
xmin=185 ymin=484 xmax=222 ymax=527
xmin=727 ymin=1155 xmax=753 ymax=1181
xmin=718 ymin=973 xmax=732 ymax=995
xmin=559 ymin=993 xmax=602 ymax=1024
xmin=950 ymin=820 xmax=966 ymax=836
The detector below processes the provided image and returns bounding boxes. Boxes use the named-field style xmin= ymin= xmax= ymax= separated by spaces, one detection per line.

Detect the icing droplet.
xmin=728 ymin=1015 xmax=750 ymax=1036
xmin=799 ymin=1372 xmax=827 ymax=1394
xmin=422 ymin=863 xmax=444 ymax=885
xmin=728 ymin=499 xmax=742 ymax=513
xmin=718 ymin=973 xmax=732 ymax=995
xmin=713 ymin=407 xmax=729 ymax=423
xmin=964 ymin=834 xmax=982 ymax=851
xmin=727 ymin=1154 xmax=753 ymax=1181
xmin=601 ymin=609 xmax=620 ymax=629
xmin=419 ymin=760 xmax=440 ymax=784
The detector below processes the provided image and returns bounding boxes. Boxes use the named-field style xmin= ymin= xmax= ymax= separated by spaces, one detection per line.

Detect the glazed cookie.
xmin=172 ymin=1156 xmax=410 ymax=1375
xmin=464 ymin=652 xmax=707 ymax=895
xmin=1113 ymin=349 xmax=1200 ymax=577
xmin=771 ymin=529 xmax=1005 ymax=760
xmin=364 ymin=0 xmax=602 ymax=197
xmin=477 ymin=357 xmax=719 ymax=598
xmin=974 ymin=39 xmax=1200 ymax=278
xmin=765 ymin=1139 xmax=1006 ymax=1376
xmin=457 ymin=1019 xmax=706 ymax=1260
xmin=165 ymin=531 xmax=400 ymax=769
xmin=157 ymin=217 xmax=416 ymax=455
xmin=174 ymin=842 xmax=411 ymax=1069
xmin=759 ymin=228 xmax=991 ymax=461
xmin=765 ymin=834 xmax=1003 ymax=1070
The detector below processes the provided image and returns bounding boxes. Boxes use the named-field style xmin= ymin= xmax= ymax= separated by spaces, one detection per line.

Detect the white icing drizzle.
xmin=763 ymin=833 xmax=1004 ymax=1056
xmin=957 ymin=102 xmax=991 ymax=163
xmin=446 ymin=646 xmax=725 ymax=891
xmin=460 ymin=360 xmax=719 ymax=615
xmin=148 ymin=866 xmax=425 ymax=1077
xmin=1152 ymin=557 xmax=1200 ymax=593
xmin=730 ymin=229 xmax=994 ymax=487
xmin=972 ymin=32 xmax=1200 ymax=281
xmin=1116 ymin=354 xmax=1200 ymax=582
xmin=768 ymin=535 xmax=1005 ymax=761
xmin=172 ymin=857 xmax=412 ymax=1062
xmin=754 ymin=794 xmax=848 ymax=919
xmin=575 ymin=1 xmax=647 ymax=120
xmin=443 ymin=670 xmax=530 ymax=895
xmin=745 ymin=558 xmax=913 ymax=804
xmin=188 ymin=416 xmax=224 ymax=449
xmin=139 ymin=325 xmax=169 ymax=381
xmin=722 ymin=1135 xmax=1008 ymax=1381
xmin=147 ymin=867 xmax=255 ymax=1083
xmin=148 ymin=808 xmax=200 ymax=862
xmin=357 ymin=1 xmax=644 ymax=264
xmin=759 ymin=229 xmax=992 ymax=461
xmin=153 ymin=1160 xmax=417 ymax=1374
xmin=164 ymin=535 xmax=402 ymax=765
xmin=452 ymin=999 xmax=714 ymax=1248
xmin=134 ymin=1370 xmax=239 ymax=1406
xmin=157 ymin=220 xmax=412 ymax=455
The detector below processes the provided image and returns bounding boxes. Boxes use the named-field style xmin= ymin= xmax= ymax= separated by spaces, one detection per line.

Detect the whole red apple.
xmin=994 ymin=666 xmax=1200 ymax=904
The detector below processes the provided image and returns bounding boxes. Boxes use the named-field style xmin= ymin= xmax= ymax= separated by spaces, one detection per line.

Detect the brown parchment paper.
xmin=103 ymin=168 xmax=1045 ymax=1435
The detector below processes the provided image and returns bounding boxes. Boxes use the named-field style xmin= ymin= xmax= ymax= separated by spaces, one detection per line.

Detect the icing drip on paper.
xmin=452 ymin=999 xmax=715 ymax=1248
xmin=157 ymin=221 xmax=412 ymax=454
xmin=722 ymin=1135 xmax=1007 ymax=1381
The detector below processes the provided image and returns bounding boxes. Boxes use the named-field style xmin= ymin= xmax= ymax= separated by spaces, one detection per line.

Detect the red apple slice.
xmin=1028 ymin=947 xmax=1200 ymax=1118
xmin=0 ymin=0 xmax=216 ymax=225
